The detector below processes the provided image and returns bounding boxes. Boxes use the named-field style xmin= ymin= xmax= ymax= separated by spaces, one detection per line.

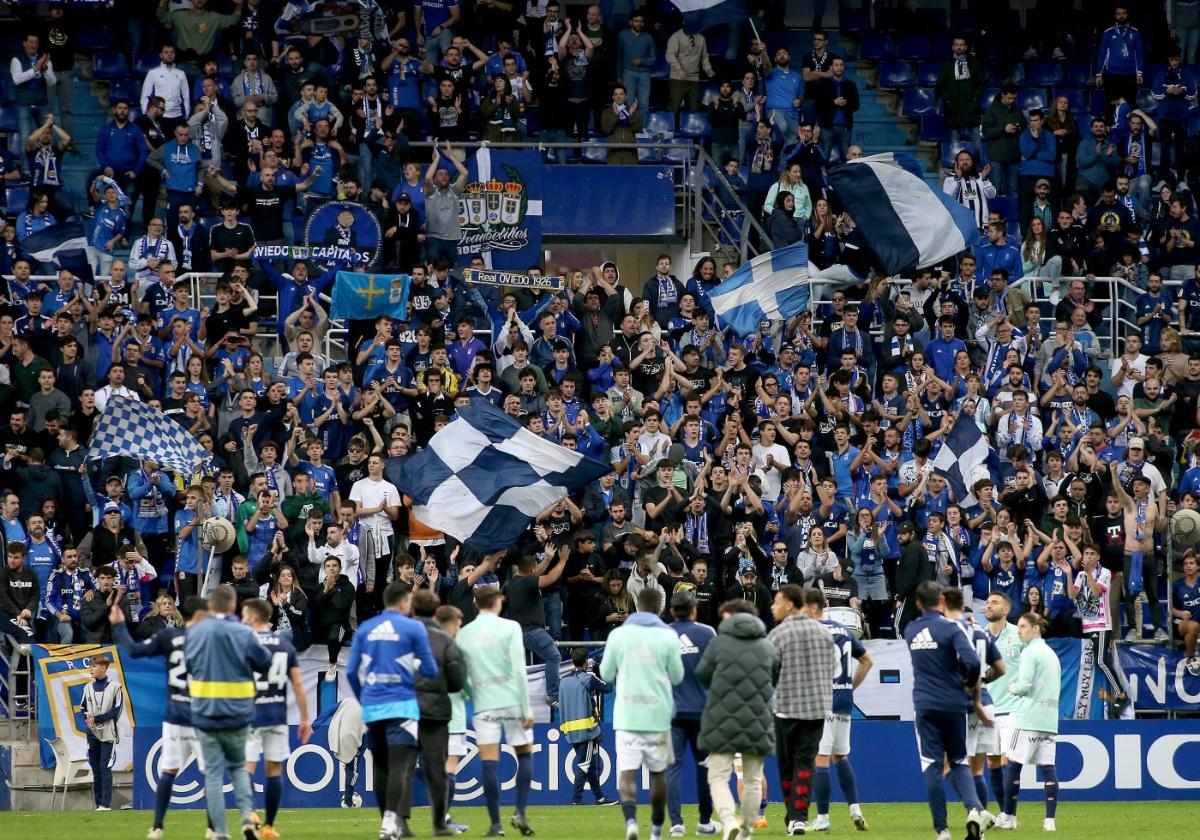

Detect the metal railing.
xmin=0 ymin=645 xmax=35 ymax=738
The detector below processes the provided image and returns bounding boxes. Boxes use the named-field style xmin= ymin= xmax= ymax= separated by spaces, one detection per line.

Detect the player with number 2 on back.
xmin=241 ymin=597 xmax=312 ymax=839
xmin=111 ymin=595 xmax=209 ymax=840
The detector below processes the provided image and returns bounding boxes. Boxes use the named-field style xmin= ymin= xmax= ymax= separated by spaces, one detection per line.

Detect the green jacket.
xmin=987 ymin=620 xmax=1024 ymax=714
xmin=1007 ymin=637 xmax=1061 ymax=733
xmin=456 ymin=611 xmax=532 ymax=718
xmin=695 ymin=612 xmax=778 ymax=757
xmin=281 ymin=492 xmax=330 ymax=541
xmin=157 ymin=6 xmax=241 ymax=56
xmin=981 ymin=100 xmax=1027 ymax=164
xmin=600 ymin=610 xmax=684 ymax=731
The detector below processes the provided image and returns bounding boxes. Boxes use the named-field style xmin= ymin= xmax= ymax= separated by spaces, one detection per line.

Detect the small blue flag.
xmin=330 ymin=271 xmax=410 ymax=321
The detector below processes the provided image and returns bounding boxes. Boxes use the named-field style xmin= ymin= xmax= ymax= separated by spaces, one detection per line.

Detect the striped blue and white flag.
xmin=671 ymin=0 xmax=749 ymax=31
xmin=709 ymin=240 xmax=814 ymax=337
xmin=384 ymin=402 xmax=612 ymax=552
xmin=931 ymin=415 xmax=994 ymax=507
xmin=21 ymin=219 xmax=93 ymax=280
xmin=86 ymin=396 xmax=209 ymax=476
xmin=827 ymin=153 xmax=978 ymax=275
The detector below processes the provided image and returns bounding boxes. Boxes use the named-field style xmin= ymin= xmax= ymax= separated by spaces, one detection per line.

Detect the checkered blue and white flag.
xmin=385 ymin=402 xmax=612 ymax=552
xmin=86 ymin=396 xmax=209 ymax=475
xmin=932 ymin=415 xmax=994 ymax=508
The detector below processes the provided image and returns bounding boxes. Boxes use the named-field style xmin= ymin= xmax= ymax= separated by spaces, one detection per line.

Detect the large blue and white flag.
xmin=826 ymin=153 xmax=978 ymax=275
xmin=709 ymin=240 xmax=813 ymax=337
xmin=458 ymin=147 xmax=543 ymax=270
xmin=672 ymin=0 xmax=749 ymax=31
xmin=21 ymin=219 xmax=93 ymax=280
xmin=385 ymin=402 xmax=612 ymax=552
xmin=931 ymin=415 xmax=993 ymax=507
xmin=86 ymin=396 xmax=209 ymax=476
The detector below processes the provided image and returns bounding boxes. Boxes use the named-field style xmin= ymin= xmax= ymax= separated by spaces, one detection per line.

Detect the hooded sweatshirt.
xmin=600 ymin=609 xmax=685 ymax=731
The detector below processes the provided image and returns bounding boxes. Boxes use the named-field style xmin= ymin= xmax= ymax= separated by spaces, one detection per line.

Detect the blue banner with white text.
xmin=457 ymin=148 xmax=543 ymax=269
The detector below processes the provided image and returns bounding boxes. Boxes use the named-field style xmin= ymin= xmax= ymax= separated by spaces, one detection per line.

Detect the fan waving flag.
xmin=330 ymin=271 xmax=410 ymax=321
xmin=672 ymin=0 xmax=749 ymax=31
xmin=86 ymin=396 xmax=209 ymax=476
xmin=826 ymin=153 xmax=979 ymax=276
xmin=20 ymin=219 xmax=94 ymax=281
xmin=931 ymin=415 xmax=995 ymax=508
xmin=385 ymin=402 xmax=612 ymax=552
xmin=709 ymin=240 xmax=814 ymax=337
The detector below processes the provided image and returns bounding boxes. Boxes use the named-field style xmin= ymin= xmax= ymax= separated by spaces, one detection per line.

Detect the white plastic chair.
xmin=46 ymin=736 xmax=93 ymax=810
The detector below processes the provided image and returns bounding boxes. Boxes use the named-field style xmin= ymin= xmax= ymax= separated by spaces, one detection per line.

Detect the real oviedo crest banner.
xmin=458 ymin=148 xmax=543 ymax=269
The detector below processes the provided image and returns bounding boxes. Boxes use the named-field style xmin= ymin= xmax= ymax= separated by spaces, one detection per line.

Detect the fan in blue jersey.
xmin=110 ymin=595 xmax=209 ymax=840
xmin=904 ymin=581 xmax=996 ymax=840
xmin=241 ymin=597 xmax=313 ymax=840
xmin=942 ymin=589 xmax=1008 ymax=817
xmin=1172 ymin=553 xmax=1200 ymax=675
xmin=802 ymin=587 xmax=873 ymax=833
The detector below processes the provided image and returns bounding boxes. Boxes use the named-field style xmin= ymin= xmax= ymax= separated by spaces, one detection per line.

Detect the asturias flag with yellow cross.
xmin=330 ymin=271 xmax=411 ymax=321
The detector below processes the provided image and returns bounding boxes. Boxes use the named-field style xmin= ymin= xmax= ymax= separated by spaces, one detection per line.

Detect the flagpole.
xmin=749 ymin=17 xmax=761 ymax=45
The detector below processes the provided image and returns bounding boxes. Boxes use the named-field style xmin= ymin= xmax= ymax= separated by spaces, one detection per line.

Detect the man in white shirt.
xmin=140 ymin=44 xmax=190 ymax=131
xmin=751 ymin=420 xmax=791 ymax=500
xmin=9 ymin=32 xmax=57 ymax=149
xmin=349 ymin=454 xmax=401 ymax=606
xmin=94 ymin=364 xmax=141 ymax=413
xmin=309 ymin=520 xmax=362 ymax=588
xmin=1109 ymin=333 xmax=1149 ymax=399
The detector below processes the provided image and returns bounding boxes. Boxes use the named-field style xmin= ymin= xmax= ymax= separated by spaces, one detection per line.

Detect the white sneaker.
xmin=786 ymin=821 xmax=808 ymax=836
xmin=206 ymin=830 xmax=217 ymax=840
xmin=626 ymin=821 xmax=639 ymax=840
xmin=849 ymin=805 xmax=868 ymax=832
xmin=966 ymin=809 xmax=984 ymax=839
xmin=95 ymin=806 xmax=111 ymax=811
xmin=936 ymin=831 xmax=952 ymax=840
xmin=993 ymin=813 xmax=1016 ymax=830
xmin=670 ymin=826 xmax=686 ymax=837
xmin=1154 ymin=628 xmax=1170 ymax=643
xmin=147 ymin=830 xmax=164 ymax=840
xmin=325 ymin=663 xmax=338 ymax=682
xmin=1124 ymin=626 xmax=1142 ymax=642
xmin=1043 ymin=818 xmax=1056 ymax=832
xmin=695 ymin=823 xmax=719 ymax=835
xmin=809 ymin=815 xmax=831 ymax=831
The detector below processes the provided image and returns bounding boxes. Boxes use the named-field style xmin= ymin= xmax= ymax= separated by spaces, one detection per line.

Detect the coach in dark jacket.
xmin=402 ymin=590 xmax=466 ymax=833
xmin=695 ymin=601 xmax=777 ymax=834
xmin=894 ymin=521 xmax=935 ymax=635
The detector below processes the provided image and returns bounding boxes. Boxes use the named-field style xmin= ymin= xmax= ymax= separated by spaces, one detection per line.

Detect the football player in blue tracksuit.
xmin=667 ymin=589 xmax=718 ymax=835
xmin=904 ymin=581 xmax=995 ymax=840
xmin=347 ymin=581 xmax=438 ymax=840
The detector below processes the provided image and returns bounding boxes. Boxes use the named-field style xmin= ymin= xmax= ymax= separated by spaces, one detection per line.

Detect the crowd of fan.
xmin=0 ymin=2 xmax=1199 ymax=706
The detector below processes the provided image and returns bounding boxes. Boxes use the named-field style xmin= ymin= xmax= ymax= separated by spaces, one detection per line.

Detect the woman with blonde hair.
xmin=762 ymin=162 xmax=812 ymax=222
xmin=137 ymin=593 xmax=183 ymax=639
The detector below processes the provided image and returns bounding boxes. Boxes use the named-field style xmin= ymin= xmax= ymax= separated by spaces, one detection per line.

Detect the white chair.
xmin=46 ymin=736 xmax=92 ymax=810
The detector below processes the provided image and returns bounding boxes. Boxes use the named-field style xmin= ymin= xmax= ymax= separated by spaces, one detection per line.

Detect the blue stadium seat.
xmin=649 ymin=57 xmax=670 ymax=80
xmin=931 ymin=35 xmax=953 ymax=57
xmin=878 ymin=61 xmax=916 ymax=89
xmin=110 ymin=78 xmax=140 ymax=105
xmin=77 ymin=29 xmax=115 ymax=53
xmin=896 ymin=35 xmax=931 ymax=59
xmin=644 ymin=110 xmax=674 ymax=137
xmin=1190 ymin=115 xmax=1200 ymax=136
xmin=901 ymin=88 xmax=939 ymax=117
xmin=1026 ymin=62 xmax=1064 ymax=88
xmin=918 ymin=9 xmax=950 ymax=33
xmin=92 ymin=51 xmax=131 ymax=81
xmin=915 ymin=61 xmax=941 ymax=89
xmin=0 ymin=78 xmax=13 ymax=104
xmin=581 ymin=139 xmax=607 ymax=164
xmin=5 ymin=186 xmax=30 ymax=214
xmin=1017 ymin=88 xmax=1048 ymax=112
xmin=216 ymin=54 xmax=235 ymax=79
xmin=952 ymin=10 xmax=977 ymax=33
xmin=1076 ymin=114 xmax=1094 ymax=137
xmin=1064 ymin=63 xmax=1093 ymax=88
xmin=637 ymin=143 xmax=657 ymax=164
xmin=0 ymin=104 xmax=17 ymax=133
xmin=678 ymin=111 xmax=711 ymax=140
xmin=133 ymin=52 xmax=160 ymax=77
xmin=858 ymin=35 xmax=894 ymax=63
xmin=664 ymin=139 xmax=694 ymax=165
xmin=920 ymin=114 xmax=950 ymax=143
xmin=700 ymin=83 xmax=721 ymax=106
xmin=839 ymin=9 xmax=871 ymax=33
xmin=991 ymin=196 xmax=1018 ymax=233
xmin=979 ymin=87 xmax=1000 ymax=111
xmin=941 ymin=139 xmax=978 ymax=169
xmin=1089 ymin=88 xmax=1108 ymax=115
xmin=1008 ymin=63 xmax=1026 ymax=86
xmin=1136 ymin=88 xmax=1157 ymax=113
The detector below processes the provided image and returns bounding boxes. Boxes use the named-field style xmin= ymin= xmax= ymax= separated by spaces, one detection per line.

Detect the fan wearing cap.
xmin=77 ymin=499 xmax=146 ymax=570
xmin=893 ymin=521 xmax=934 ymax=635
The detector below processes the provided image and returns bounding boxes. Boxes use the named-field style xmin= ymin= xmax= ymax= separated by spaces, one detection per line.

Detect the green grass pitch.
xmin=0 ymin=802 xmax=1187 ymax=840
